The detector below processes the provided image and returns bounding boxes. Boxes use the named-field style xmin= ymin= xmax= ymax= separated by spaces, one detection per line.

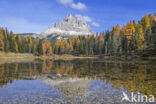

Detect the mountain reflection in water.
xmin=0 ymin=59 xmax=155 ymax=104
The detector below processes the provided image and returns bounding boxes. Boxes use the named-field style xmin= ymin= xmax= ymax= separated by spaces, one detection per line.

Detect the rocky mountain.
xmin=17 ymin=33 xmax=38 ymax=38
xmin=39 ymin=14 xmax=94 ymax=39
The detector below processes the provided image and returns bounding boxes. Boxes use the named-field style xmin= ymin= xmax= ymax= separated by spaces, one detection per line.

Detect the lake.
xmin=0 ymin=59 xmax=155 ymax=104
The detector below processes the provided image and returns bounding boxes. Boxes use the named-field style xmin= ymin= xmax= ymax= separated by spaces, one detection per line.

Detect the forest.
xmin=0 ymin=14 xmax=156 ymax=56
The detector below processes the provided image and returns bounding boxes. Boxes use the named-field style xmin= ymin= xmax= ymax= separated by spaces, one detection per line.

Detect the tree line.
xmin=0 ymin=14 xmax=156 ymax=56
xmin=53 ymin=14 xmax=156 ymax=56
xmin=0 ymin=29 xmax=44 ymax=55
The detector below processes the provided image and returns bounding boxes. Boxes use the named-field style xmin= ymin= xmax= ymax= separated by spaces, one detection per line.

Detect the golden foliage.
xmin=43 ymin=40 xmax=52 ymax=55
xmin=137 ymin=24 xmax=145 ymax=50
xmin=14 ymin=42 xmax=18 ymax=53
xmin=112 ymin=24 xmax=120 ymax=36
xmin=121 ymin=22 xmax=135 ymax=44
xmin=0 ymin=33 xmax=4 ymax=51
xmin=98 ymin=34 xmax=104 ymax=53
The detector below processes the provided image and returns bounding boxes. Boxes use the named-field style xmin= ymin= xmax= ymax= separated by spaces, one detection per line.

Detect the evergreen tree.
xmin=37 ymin=39 xmax=43 ymax=55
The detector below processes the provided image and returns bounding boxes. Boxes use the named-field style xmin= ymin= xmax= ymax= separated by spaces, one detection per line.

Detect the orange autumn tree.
xmin=98 ymin=33 xmax=104 ymax=54
xmin=43 ymin=40 xmax=52 ymax=55
xmin=75 ymin=38 xmax=80 ymax=54
xmin=0 ymin=32 xmax=4 ymax=51
xmin=14 ymin=41 xmax=18 ymax=53
xmin=12 ymin=35 xmax=18 ymax=53
xmin=64 ymin=40 xmax=70 ymax=54
xmin=113 ymin=24 xmax=120 ymax=37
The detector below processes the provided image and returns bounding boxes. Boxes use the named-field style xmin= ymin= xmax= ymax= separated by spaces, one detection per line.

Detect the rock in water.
xmin=39 ymin=14 xmax=94 ymax=39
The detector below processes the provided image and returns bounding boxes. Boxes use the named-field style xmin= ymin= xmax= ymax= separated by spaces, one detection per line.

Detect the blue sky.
xmin=0 ymin=0 xmax=155 ymax=33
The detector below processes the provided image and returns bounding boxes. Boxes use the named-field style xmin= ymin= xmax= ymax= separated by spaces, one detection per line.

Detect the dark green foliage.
xmin=37 ymin=40 xmax=43 ymax=55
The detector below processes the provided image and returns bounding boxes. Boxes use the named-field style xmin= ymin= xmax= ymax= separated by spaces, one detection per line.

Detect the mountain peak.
xmin=66 ymin=14 xmax=74 ymax=18
xmin=64 ymin=14 xmax=75 ymax=22
xmin=39 ymin=14 xmax=94 ymax=39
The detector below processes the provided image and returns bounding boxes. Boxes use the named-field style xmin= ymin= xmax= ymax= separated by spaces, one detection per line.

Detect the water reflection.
xmin=0 ymin=59 xmax=155 ymax=104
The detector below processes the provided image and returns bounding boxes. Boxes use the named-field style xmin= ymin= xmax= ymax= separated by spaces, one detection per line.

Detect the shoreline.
xmin=0 ymin=52 xmax=155 ymax=64
xmin=0 ymin=53 xmax=97 ymax=64
xmin=0 ymin=53 xmax=97 ymax=59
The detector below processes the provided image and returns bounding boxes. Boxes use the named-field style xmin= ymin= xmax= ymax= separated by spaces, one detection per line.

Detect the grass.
xmin=0 ymin=52 xmax=35 ymax=58
xmin=0 ymin=52 xmax=97 ymax=60
xmin=0 ymin=52 xmax=155 ymax=63
xmin=0 ymin=52 xmax=97 ymax=65
xmin=0 ymin=52 xmax=36 ymax=65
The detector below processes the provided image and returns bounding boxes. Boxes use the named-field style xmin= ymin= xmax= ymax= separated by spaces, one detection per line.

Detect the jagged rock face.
xmin=39 ymin=14 xmax=94 ymax=39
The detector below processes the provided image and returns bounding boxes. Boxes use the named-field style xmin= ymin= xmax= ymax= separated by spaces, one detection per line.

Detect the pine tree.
xmin=129 ymin=31 xmax=138 ymax=51
xmin=88 ymin=35 xmax=94 ymax=55
xmin=4 ymin=40 xmax=9 ymax=53
xmin=21 ymin=39 xmax=26 ymax=53
xmin=37 ymin=39 xmax=43 ymax=55
xmin=121 ymin=36 xmax=128 ymax=53
xmin=9 ymin=31 xmax=14 ymax=52
xmin=79 ymin=36 xmax=85 ymax=54
xmin=54 ymin=41 xmax=59 ymax=54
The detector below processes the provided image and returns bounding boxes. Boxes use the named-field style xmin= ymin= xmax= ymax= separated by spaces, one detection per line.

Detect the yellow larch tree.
xmin=137 ymin=24 xmax=145 ymax=50
xmin=0 ymin=32 xmax=4 ymax=51
xmin=43 ymin=40 xmax=52 ymax=55
xmin=113 ymin=24 xmax=120 ymax=37
xmin=98 ymin=33 xmax=104 ymax=54
xmin=121 ymin=22 xmax=135 ymax=45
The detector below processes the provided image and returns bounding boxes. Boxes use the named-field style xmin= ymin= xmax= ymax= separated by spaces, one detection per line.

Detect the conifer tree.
xmin=37 ymin=39 xmax=43 ymax=55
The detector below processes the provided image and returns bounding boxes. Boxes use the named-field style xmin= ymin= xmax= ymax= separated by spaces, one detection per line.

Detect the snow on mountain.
xmin=39 ymin=14 xmax=94 ymax=39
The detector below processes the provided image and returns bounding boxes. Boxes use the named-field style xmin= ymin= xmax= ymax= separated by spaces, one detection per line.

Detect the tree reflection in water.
xmin=0 ymin=59 xmax=155 ymax=103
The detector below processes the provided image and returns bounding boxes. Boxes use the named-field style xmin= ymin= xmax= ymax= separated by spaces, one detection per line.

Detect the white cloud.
xmin=92 ymin=22 xmax=100 ymax=27
xmin=71 ymin=2 xmax=87 ymax=10
xmin=83 ymin=16 xmax=92 ymax=22
xmin=57 ymin=0 xmax=73 ymax=5
xmin=0 ymin=18 xmax=47 ymax=33
xmin=75 ymin=14 xmax=100 ymax=27
xmin=75 ymin=14 xmax=92 ymax=22
xmin=57 ymin=0 xmax=87 ymax=10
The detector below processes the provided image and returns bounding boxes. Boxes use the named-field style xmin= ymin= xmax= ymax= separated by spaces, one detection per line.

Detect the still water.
xmin=0 ymin=59 xmax=155 ymax=104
